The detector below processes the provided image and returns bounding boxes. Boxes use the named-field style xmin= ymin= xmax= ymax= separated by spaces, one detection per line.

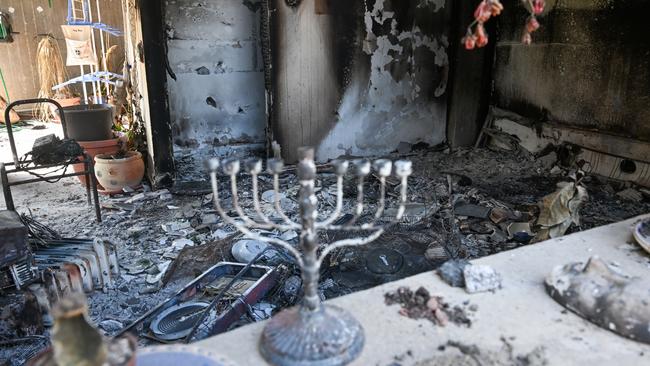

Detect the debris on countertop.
xmin=437 ymin=260 xmax=470 ymax=288
xmin=384 ymin=286 xmax=474 ymax=327
xmin=416 ymin=337 xmax=548 ymax=366
xmin=437 ymin=261 xmax=502 ymax=294
xmin=545 ymin=256 xmax=650 ymax=344
xmin=463 ymin=265 xmax=502 ymax=294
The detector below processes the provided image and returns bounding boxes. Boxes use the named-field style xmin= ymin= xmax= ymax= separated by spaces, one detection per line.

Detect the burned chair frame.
xmin=1 ymin=98 xmax=101 ymax=222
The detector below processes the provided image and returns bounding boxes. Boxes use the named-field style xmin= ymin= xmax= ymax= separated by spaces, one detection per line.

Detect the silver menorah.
xmin=208 ymin=147 xmax=411 ymax=366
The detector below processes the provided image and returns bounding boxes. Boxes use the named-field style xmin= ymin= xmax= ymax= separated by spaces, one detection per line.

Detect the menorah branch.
xmin=317 ymin=228 xmax=385 ymax=268
xmin=272 ymin=173 xmax=301 ymax=229
xmin=209 ymin=168 xmax=304 ymax=267
xmin=208 ymin=148 xmax=412 ymax=366
xmin=250 ymin=172 xmax=276 ymax=226
xmin=315 ymin=175 xmax=344 ymax=228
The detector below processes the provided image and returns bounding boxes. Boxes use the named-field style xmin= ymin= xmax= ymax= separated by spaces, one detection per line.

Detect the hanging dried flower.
xmin=463 ymin=0 xmax=503 ymax=50
xmin=463 ymin=33 xmax=477 ymax=50
xmin=521 ymin=0 xmax=544 ymax=45
xmin=475 ymin=24 xmax=489 ymax=48
xmin=463 ymin=0 xmax=545 ymax=50
xmin=533 ymin=0 xmax=546 ymax=15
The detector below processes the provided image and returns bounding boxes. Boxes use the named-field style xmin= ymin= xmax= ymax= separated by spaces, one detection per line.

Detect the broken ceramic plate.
xmin=249 ymin=302 xmax=276 ymax=321
xmin=171 ymin=238 xmax=194 ymax=251
xmin=121 ymin=258 xmax=154 ymax=275
xmin=161 ymin=221 xmax=192 ymax=233
xmin=231 ymin=239 xmax=278 ymax=263
xmin=507 ymin=222 xmax=534 ymax=242
xmin=262 ymin=190 xmax=284 ymax=203
xmin=545 ymin=256 xmax=650 ymax=344
xmin=279 ymin=230 xmax=298 ymax=241
xmin=633 ymin=218 xmax=650 ymax=255
xmin=212 ymin=229 xmax=234 ymax=240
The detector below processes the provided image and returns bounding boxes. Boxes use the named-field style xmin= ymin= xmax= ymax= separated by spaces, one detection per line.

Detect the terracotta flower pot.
xmin=50 ymin=97 xmax=81 ymax=123
xmin=94 ymin=151 xmax=145 ymax=194
xmin=73 ymin=138 xmax=122 ymax=188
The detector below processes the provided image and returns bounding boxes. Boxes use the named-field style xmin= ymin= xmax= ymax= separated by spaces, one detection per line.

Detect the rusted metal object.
xmin=34 ymin=238 xmax=119 ymax=292
xmin=208 ymin=147 xmax=411 ymax=366
xmin=0 ymin=210 xmax=29 ymax=262
xmin=0 ymin=210 xmax=38 ymax=290
xmin=117 ymin=262 xmax=279 ymax=343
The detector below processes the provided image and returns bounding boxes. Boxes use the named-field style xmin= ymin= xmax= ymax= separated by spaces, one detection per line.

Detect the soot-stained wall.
xmin=165 ymin=0 xmax=266 ymax=151
xmin=492 ymin=0 xmax=650 ymax=142
xmin=270 ymin=0 xmax=451 ymax=162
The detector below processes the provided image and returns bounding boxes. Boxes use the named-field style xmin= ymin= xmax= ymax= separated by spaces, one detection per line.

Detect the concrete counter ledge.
xmin=195 ymin=215 xmax=650 ymax=365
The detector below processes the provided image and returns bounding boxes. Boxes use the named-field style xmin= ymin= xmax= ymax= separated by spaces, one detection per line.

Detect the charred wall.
xmin=492 ymin=0 xmax=650 ymax=142
xmin=269 ymin=0 xmax=451 ymax=162
xmin=165 ymin=0 xmax=266 ymax=151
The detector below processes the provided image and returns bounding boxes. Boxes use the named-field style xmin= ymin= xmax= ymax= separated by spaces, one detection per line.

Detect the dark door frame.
xmin=136 ymin=0 xmax=175 ymax=188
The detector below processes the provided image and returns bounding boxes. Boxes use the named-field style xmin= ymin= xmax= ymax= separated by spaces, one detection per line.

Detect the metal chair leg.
xmin=0 ymin=163 xmax=15 ymax=211
xmin=84 ymin=159 xmax=92 ymax=206
xmin=87 ymin=156 xmax=102 ymax=223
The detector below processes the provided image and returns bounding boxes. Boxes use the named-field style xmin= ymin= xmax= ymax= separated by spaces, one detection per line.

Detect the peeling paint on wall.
xmin=316 ymin=0 xmax=450 ymax=160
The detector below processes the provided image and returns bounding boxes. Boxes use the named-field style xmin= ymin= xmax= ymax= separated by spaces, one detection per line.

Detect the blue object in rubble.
xmin=66 ymin=0 xmax=123 ymax=36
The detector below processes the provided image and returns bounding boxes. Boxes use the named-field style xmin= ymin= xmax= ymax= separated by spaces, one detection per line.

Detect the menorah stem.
xmin=297 ymin=147 xmax=321 ymax=312
xmin=300 ymin=234 xmax=320 ymax=312
xmin=254 ymin=148 xmax=411 ymax=366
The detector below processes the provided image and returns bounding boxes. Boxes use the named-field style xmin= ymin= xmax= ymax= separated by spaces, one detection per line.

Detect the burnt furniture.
xmin=1 ymin=98 xmax=101 ymax=222
xmin=0 ymin=210 xmax=37 ymax=289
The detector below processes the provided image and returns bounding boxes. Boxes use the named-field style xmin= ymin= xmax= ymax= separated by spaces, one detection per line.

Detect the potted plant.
xmin=93 ymin=85 xmax=147 ymax=194
xmin=94 ymin=150 xmax=145 ymax=194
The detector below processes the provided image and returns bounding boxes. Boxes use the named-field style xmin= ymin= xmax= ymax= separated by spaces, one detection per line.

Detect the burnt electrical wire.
xmin=17 ymin=137 xmax=85 ymax=184
xmin=20 ymin=209 xmax=62 ymax=247
xmin=0 ymin=334 xmax=49 ymax=366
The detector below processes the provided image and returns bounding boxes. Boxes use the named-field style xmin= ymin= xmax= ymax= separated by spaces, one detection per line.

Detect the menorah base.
xmin=259 ymin=304 xmax=365 ymax=366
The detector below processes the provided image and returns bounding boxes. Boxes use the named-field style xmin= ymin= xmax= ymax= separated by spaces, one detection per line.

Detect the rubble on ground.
xmin=2 ymin=146 xmax=649 ymax=362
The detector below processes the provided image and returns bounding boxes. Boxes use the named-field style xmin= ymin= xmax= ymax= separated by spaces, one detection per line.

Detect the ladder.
xmin=67 ymin=0 xmax=121 ymax=35
xmin=68 ymin=0 xmax=90 ymax=24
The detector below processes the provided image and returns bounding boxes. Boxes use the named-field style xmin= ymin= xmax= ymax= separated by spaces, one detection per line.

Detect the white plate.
xmin=633 ymin=218 xmax=650 ymax=255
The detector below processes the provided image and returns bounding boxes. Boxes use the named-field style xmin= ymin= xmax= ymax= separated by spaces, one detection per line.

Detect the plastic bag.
xmin=61 ymin=25 xmax=98 ymax=66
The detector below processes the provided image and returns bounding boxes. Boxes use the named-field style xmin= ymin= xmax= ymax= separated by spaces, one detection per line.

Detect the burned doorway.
xmin=267 ymin=0 xmax=452 ymax=162
xmin=165 ymin=0 xmax=267 ymax=181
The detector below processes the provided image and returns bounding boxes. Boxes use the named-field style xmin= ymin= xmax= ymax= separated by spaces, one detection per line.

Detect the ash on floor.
xmin=1 ymin=146 xmax=648 ymax=362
